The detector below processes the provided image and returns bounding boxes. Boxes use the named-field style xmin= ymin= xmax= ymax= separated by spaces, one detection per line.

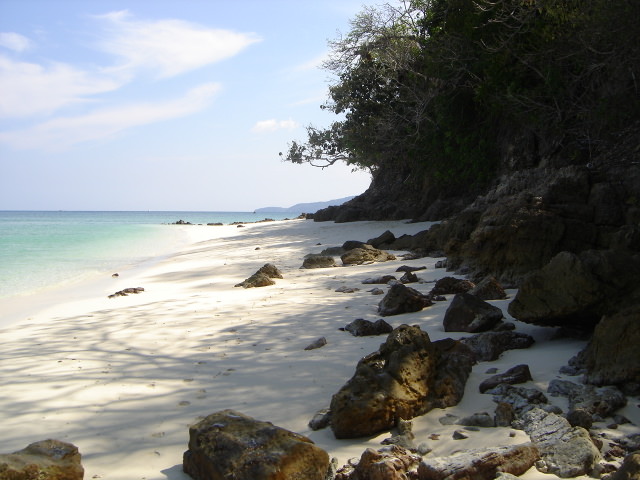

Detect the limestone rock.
xmin=479 ymin=364 xmax=533 ymax=393
xmin=0 ymin=439 xmax=84 ymax=480
xmin=517 ymin=408 xmax=601 ymax=477
xmin=378 ymin=283 xmax=434 ymax=316
xmin=430 ymin=277 xmax=475 ymax=296
xmin=235 ymin=263 xmax=283 ymax=288
xmin=183 ymin=409 xmax=330 ymax=480
xmin=342 ymin=240 xmax=366 ymax=251
xmin=342 ymin=245 xmax=397 ymax=265
xmin=301 ymin=255 xmax=337 ymax=269
xmin=418 ymin=443 xmax=540 ymax=480
xmin=606 ymin=451 xmax=640 ymax=480
xmin=330 ymin=325 xmax=475 ymax=439
xmin=460 ymin=331 xmax=535 ymax=362
xmin=469 ymin=276 xmax=507 ymax=300
xmin=335 ymin=445 xmax=421 ymax=480
xmin=399 ymin=272 xmax=419 ymax=284
xmin=343 ymin=318 xmax=393 ymax=337
xmin=367 ymin=230 xmax=396 ymax=249
xmin=304 ymin=337 xmax=328 ymax=350
xmin=257 ymin=263 xmax=283 ymax=279
xmin=508 ymin=250 xmax=640 ymax=328
xmin=443 ymin=292 xmax=504 ymax=333
xmin=234 ymin=272 xmax=275 ymax=288
xmin=575 ymin=305 xmax=640 ymax=393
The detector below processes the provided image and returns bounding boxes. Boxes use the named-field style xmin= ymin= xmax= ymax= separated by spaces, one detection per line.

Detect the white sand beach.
xmin=1 ymin=219 xmax=637 ymax=479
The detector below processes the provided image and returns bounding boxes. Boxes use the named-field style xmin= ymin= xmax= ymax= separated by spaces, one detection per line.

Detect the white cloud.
xmin=0 ymin=82 xmax=221 ymax=151
xmin=251 ymin=118 xmax=299 ymax=133
xmin=292 ymin=52 xmax=328 ymax=72
xmin=0 ymin=55 xmax=122 ymax=118
xmin=96 ymin=10 xmax=261 ymax=78
xmin=0 ymin=32 xmax=32 ymax=52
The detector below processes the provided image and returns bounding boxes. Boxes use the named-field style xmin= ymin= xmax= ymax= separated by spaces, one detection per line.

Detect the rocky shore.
xmin=0 ymin=218 xmax=637 ymax=480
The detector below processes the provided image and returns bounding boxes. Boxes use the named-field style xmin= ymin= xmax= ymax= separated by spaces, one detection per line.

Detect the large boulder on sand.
xmin=330 ymin=325 xmax=475 ymax=439
xmin=301 ymin=255 xmax=337 ymax=269
xmin=235 ymin=263 xmax=283 ymax=288
xmin=574 ymin=305 xmax=640 ymax=393
xmin=341 ymin=245 xmax=396 ymax=265
xmin=0 ymin=439 xmax=84 ymax=480
xmin=378 ymin=283 xmax=434 ymax=316
xmin=443 ymin=292 xmax=504 ymax=332
xmin=508 ymin=250 xmax=640 ymax=329
xmin=183 ymin=409 xmax=330 ymax=480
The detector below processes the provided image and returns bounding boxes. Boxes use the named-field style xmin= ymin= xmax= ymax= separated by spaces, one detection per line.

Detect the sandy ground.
xmin=1 ymin=218 xmax=638 ymax=479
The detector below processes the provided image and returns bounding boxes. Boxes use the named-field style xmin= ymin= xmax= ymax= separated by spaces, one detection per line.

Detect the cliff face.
xmin=313 ymin=162 xmax=477 ymax=223
xmin=317 ymin=124 xmax=640 ymax=286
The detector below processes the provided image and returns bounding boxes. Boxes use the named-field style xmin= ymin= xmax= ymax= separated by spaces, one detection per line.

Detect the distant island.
xmin=254 ymin=196 xmax=355 ymax=214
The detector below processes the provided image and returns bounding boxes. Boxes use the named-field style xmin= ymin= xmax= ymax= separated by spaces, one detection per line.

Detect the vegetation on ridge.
xmin=282 ymin=0 xmax=640 ymax=193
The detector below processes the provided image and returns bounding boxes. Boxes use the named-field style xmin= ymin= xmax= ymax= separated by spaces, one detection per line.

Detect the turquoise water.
xmin=0 ymin=211 xmax=298 ymax=299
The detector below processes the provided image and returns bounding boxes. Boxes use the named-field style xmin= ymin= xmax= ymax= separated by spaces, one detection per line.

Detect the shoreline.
xmin=1 ymin=218 xmax=637 ymax=480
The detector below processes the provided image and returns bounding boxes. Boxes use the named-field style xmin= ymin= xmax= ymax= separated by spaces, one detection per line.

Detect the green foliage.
xmin=283 ymin=0 xmax=640 ymax=190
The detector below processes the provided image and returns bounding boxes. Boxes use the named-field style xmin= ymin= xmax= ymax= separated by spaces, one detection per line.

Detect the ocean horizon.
xmin=0 ymin=210 xmax=300 ymax=300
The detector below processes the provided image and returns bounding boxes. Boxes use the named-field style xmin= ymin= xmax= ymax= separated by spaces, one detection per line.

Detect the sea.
xmin=0 ymin=211 xmax=298 ymax=300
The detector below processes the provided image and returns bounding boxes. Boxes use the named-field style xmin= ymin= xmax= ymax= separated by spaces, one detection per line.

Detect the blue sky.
xmin=0 ymin=0 xmax=374 ymax=211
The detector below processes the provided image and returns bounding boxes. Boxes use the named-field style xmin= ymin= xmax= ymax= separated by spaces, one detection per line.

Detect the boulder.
xmin=508 ymin=250 xmax=640 ymax=328
xmin=456 ymin=412 xmax=495 ymax=428
xmin=301 ymin=255 xmax=337 ymax=269
xmin=606 ymin=451 xmax=640 ymax=480
xmin=342 ymin=245 xmax=397 ymax=265
xmin=330 ymin=325 xmax=475 ymax=439
xmin=443 ymin=292 xmax=505 ymax=333
xmin=399 ymin=272 xmax=419 ymax=284
xmin=343 ymin=318 xmax=394 ymax=337
xmin=234 ymin=272 xmax=275 ymax=288
xmin=257 ymin=263 xmax=283 ymax=279
xmin=378 ymin=283 xmax=433 ymax=316
xmin=0 ymin=439 xmax=84 ymax=480
xmin=343 ymin=240 xmax=366 ymax=250
xmin=335 ymin=445 xmax=421 ymax=480
xmin=235 ymin=263 xmax=283 ymax=288
xmin=418 ymin=443 xmax=540 ymax=480
xmin=574 ymin=305 xmax=640 ymax=393
xmin=469 ymin=276 xmax=507 ymax=300
xmin=183 ymin=409 xmax=330 ymax=480
xmin=367 ymin=230 xmax=396 ymax=249
xmin=516 ymin=408 xmax=601 ymax=477
xmin=460 ymin=331 xmax=535 ymax=362
xmin=430 ymin=277 xmax=476 ymax=296
xmin=479 ymin=364 xmax=533 ymax=393
xmin=304 ymin=337 xmax=328 ymax=350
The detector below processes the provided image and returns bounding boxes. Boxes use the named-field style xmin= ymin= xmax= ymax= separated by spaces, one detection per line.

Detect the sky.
xmin=0 ymin=0 xmax=376 ymax=211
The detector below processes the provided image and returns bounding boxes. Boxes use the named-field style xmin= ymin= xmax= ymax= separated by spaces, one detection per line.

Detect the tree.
xmin=283 ymin=0 xmax=640 ymax=189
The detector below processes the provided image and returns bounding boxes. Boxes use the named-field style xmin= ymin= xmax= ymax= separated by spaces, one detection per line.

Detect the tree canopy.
xmin=282 ymin=0 xmax=640 ymax=191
